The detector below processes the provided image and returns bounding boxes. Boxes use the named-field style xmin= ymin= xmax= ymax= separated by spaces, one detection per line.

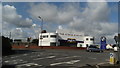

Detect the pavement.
xmin=2 ymin=49 xmax=120 ymax=68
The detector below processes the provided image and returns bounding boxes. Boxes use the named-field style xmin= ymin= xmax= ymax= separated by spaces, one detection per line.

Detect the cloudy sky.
xmin=1 ymin=1 xmax=118 ymax=44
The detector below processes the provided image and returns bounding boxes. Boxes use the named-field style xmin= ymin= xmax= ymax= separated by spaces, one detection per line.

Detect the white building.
xmin=38 ymin=29 xmax=94 ymax=47
xmin=83 ymin=36 xmax=94 ymax=47
xmin=39 ymin=33 xmax=58 ymax=46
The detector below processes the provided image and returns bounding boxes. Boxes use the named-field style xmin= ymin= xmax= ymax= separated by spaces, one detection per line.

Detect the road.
xmin=2 ymin=49 xmax=111 ymax=68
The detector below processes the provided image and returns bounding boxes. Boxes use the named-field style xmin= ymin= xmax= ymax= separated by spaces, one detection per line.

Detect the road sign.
xmin=110 ymin=53 xmax=117 ymax=64
xmin=110 ymin=53 xmax=114 ymax=57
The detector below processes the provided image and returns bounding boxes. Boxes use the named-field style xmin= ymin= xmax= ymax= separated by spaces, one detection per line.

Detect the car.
xmin=86 ymin=45 xmax=103 ymax=52
xmin=114 ymin=46 xmax=119 ymax=52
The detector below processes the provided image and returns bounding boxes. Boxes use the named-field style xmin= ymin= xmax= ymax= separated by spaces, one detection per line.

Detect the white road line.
xmin=46 ymin=56 xmax=56 ymax=58
xmin=23 ymin=54 xmax=28 ymax=56
xmin=4 ymin=59 xmax=27 ymax=64
xmin=13 ymin=62 xmax=18 ymax=64
xmin=97 ymin=62 xmax=109 ymax=65
xmin=50 ymin=60 xmax=80 ymax=66
xmin=13 ymin=60 xmax=17 ymax=62
xmin=55 ymin=56 xmax=81 ymax=60
xmin=33 ymin=58 xmax=44 ymax=60
xmin=89 ymin=57 xmax=97 ymax=60
xmin=4 ymin=61 xmax=9 ymax=63
xmin=33 ymin=56 xmax=56 ymax=60
xmin=17 ymin=63 xmax=42 ymax=67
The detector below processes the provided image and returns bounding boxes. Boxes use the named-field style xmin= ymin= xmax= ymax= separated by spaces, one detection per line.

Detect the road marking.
xmin=33 ymin=56 xmax=56 ymax=60
xmin=97 ymin=62 xmax=109 ymax=65
xmin=23 ymin=54 xmax=28 ymax=56
xmin=50 ymin=60 xmax=80 ymax=66
xmin=33 ymin=58 xmax=44 ymax=60
xmin=4 ymin=61 xmax=9 ymax=63
xmin=13 ymin=60 xmax=17 ymax=62
xmin=89 ymin=57 xmax=97 ymax=60
xmin=17 ymin=63 xmax=42 ymax=67
xmin=4 ymin=59 xmax=28 ymax=64
xmin=55 ymin=56 xmax=81 ymax=60
xmin=46 ymin=56 xmax=56 ymax=58
xmin=13 ymin=62 xmax=18 ymax=64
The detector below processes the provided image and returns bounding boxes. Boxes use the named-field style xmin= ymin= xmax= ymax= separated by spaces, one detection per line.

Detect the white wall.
xmin=38 ymin=33 xmax=57 ymax=46
xmin=83 ymin=36 xmax=94 ymax=47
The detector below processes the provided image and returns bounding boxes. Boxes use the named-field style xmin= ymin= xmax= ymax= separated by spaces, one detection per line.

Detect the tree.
xmin=32 ymin=39 xmax=39 ymax=45
xmin=2 ymin=36 xmax=13 ymax=56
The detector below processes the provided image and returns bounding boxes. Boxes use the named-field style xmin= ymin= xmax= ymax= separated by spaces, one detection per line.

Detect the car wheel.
xmin=100 ymin=50 xmax=103 ymax=53
xmin=89 ymin=50 xmax=92 ymax=52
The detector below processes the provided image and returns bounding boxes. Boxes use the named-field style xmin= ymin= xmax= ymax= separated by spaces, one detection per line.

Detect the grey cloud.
xmin=2 ymin=5 xmax=33 ymax=28
xmin=28 ymin=3 xmax=81 ymax=24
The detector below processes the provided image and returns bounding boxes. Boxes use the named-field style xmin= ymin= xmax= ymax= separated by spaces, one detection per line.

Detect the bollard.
xmin=109 ymin=53 xmax=117 ymax=64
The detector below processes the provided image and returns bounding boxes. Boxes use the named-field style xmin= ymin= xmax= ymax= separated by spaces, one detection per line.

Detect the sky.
xmin=1 ymin=1 xmax=119 ymax=44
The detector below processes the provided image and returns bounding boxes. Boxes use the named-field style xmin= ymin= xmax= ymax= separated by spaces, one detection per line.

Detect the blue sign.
xmin=67 ymin=38 xmax=76 ymax=43
xmin=100 ymin=36 xmax=106 ymax=49
xmin=110 ymin=53 xmax=114 ymax=57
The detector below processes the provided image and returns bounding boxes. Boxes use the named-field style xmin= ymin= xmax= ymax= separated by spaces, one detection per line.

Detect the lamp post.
xmin=38 ymin=16 xmax=43 ymax=46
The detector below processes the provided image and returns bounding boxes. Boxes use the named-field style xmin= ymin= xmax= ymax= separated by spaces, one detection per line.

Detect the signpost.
xmin=100 ymin=36 xmax=106 ymax=49
xmin=109 ymin=53 xmax=116 ymax=64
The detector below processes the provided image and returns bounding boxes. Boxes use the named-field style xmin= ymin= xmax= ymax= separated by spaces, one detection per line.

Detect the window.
xmin=86 ymin=38 xmax=89 ymax=40
xmin=90 ymin=38 xmax=94 ymax=41
xmin=86 ymin=44 xmax=88 ymax=47
xmin=40 ymin=36 xmax=43 ymax=39
xmin=43 ymin=35 xmax=48 ymax=38
xmin=50 ymin=35 xmax=56 ymax=38
xmin=80 ymin=44 xmax=82 ymax=47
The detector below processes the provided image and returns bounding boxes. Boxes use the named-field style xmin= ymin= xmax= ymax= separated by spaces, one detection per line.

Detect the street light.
xmin=38 ymin=16 xmax=43 ymax=32
xmin=38 ymin=16 xmax=43 ymax=46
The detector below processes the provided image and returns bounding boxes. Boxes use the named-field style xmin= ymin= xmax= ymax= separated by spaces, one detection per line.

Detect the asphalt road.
xmin=2 ymin=49 xmax=111 ymax=68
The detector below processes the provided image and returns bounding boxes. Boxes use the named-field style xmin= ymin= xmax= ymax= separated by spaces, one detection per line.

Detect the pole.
xmin=38 ymin=16 xmax=43 ymax=46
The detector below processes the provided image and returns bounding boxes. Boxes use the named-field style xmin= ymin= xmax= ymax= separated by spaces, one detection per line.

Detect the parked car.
xmin=86 ymin=45 xmax=103 ymax=52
